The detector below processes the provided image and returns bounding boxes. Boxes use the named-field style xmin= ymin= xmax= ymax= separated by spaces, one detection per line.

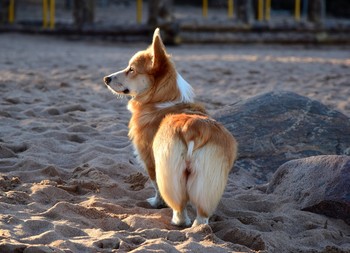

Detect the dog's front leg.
xmin=147 ymin=180 xmax=166 ymax=208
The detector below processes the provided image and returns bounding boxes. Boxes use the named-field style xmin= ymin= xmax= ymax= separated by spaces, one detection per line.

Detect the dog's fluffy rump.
xmin=104 ymin=28 xmax=237 ymax=226
xmin=154 ymin=114 xmax=236 ymax=216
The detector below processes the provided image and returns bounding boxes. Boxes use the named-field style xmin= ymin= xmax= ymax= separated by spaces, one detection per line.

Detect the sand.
xmin=0 ymin=34 xmax=350 ymax=252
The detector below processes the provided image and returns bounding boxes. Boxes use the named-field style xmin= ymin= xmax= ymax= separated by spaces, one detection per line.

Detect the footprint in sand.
xmin=124 ymin=172 xmax=148 ymax=191
xmin=93 ymin=238 xmax=120 ymax=250
xmin=62 ymin=104 xmax=86 ymax=114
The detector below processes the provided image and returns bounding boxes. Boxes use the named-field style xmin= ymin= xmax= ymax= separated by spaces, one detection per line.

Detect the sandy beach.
xmin=0 ymin=34 xmax=350 ymax=252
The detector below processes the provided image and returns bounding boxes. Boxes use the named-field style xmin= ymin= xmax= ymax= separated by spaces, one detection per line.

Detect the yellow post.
xmin=43 ymin=0 xmax=48 ymax=28
xmin=228 ymin=0 xmax=234 ymax=19
xmin=8 ymin=0 xmax=15 ymax=24
xmin=202 ymin=0 xmax=208 ymax=18
xmin=295 ymin=0 xmax=301 ymax=21
xmin=50 ymin=0 xmax=55 ymax=29
xmin=258 ymin=0 xmax=264 ymax=21
xmin=136 ymin=0 xmax=142 ymax=24
xmin=265 ymin=0 xmax=271 ymax=21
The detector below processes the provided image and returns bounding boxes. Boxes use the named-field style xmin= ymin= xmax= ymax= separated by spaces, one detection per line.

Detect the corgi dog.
xmin=103 ymin=28 xmax=237 ymax=227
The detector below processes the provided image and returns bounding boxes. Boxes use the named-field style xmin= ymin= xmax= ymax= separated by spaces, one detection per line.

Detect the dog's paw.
xmin=171 ymin=217 xmax=191 ymax=227
xmin=192 ymin=216 xmax=209 ymax=227
xmin=171 ymin=210 xmax=191 ymax=227
xmin=147 ymin=196 xmax=166 ymax=208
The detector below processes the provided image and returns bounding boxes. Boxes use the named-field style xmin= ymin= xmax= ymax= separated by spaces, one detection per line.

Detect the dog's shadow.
xmin=136 ymin=200 xmax=168 ymax=209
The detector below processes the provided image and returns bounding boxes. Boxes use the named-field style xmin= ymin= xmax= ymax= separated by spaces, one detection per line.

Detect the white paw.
xmin=171 ymin=217 xmax=191 ymax=227
xmin=192 ymin=216 xmax=209 ymax=227
xmin=171 ymin=210 xmax=191 ymax=227
xmin=147 ymin=196 xmax=165 ymax=208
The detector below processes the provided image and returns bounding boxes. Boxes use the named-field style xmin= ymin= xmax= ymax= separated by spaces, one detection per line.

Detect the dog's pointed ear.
xmin=151 ymin=28 xmax=166 ymax=69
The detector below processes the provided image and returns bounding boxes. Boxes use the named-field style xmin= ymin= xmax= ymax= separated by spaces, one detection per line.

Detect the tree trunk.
xmin=308 ymin=0 xmax=325 ymax=24
xmin=148 ymin=0 xmax=178 ymax=45
xmin=148 ymin=0 xmax=174 ymax=26
xmin=236 ymin=0 xmax=252 ymax=24
xmin=73 ymin=0 xmax=95 ymax=28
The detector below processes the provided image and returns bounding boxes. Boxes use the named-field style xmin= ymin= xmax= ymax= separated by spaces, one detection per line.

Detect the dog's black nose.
xmin=104 ymin=76 xmax=111 ymax=85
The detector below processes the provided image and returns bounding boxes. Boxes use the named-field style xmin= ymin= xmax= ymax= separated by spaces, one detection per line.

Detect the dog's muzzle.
xmin=103 ymin=76 xmax=130 ymax=94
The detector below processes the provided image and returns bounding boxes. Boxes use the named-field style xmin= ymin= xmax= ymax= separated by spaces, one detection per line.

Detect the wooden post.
xmin=137 ymin=0 xmax=142 ymax=24
xmin=295 ymin=0 xmax=301 ymax=21
xmin=228 ymin=0 xmax=234 ymax=19
xmin=43 ymin=0 xmax=55 ymax=29
xmin=43 ymin=0 xmax=48 ymax=28
xmin=265 ymin=0 xmax=271 ymax=21
xmin=202 ymin=0 xmax=208 ymax=18
xmin=258 ymin=0 xmax=264 ymax=21
xmin=50 ymin=0 xmax=55 ymax=29
xmin=8 ymin=0 xmax=15 ymax=24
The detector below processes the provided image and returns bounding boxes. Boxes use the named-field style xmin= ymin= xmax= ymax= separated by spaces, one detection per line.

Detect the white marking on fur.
xmin=156 ymin=73 xmax=194 ymax=109
xmin=187 ymin=141 xmax=194 ymax=160
xmin=176 ymin=73 xmax=194 ymax=103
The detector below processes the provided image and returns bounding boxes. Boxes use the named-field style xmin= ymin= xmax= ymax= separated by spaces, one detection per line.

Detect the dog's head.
xmin=103 ymin=28 xmax=179 ymax=103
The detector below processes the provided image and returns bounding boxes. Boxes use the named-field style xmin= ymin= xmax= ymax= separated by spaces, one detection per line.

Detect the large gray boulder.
xmin=214 ymin=91 xmax=350 ymax=184
xmin=267 ymin=155 xmax=350 ymax=225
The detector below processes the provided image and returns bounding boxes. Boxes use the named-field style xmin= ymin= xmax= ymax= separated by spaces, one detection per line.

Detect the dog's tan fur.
xmin=104 ymin=28 xmax=237 ymax=227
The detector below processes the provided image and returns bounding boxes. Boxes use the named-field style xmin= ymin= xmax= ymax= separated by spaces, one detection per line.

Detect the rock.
xmin=0 ymin=243 xmax=26 ymax=253
xmin=0 ymin=175 xmax=21 ymax=191
xmin=24 ymin=245 xmax=65 ymax=253
xmin=267 ymin=155 xmax=350 ymax=225
xmin=213 ymin=91 xmax=350 ymax=184
xmin=213 ymin=222 xmax=266 ymax=251
xmin=93 ymin=238 xmax=120 ymax=250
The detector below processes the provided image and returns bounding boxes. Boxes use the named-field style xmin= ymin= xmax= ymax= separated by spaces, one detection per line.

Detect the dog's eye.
xmin=129 ymin=67 xmax=134 ymax=73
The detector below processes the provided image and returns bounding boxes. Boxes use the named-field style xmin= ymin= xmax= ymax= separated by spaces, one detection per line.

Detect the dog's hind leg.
xmin=187 ymin=145 xmax=230 ymax=227
xmin=153 ymin=136 xmax=191 ymax=227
